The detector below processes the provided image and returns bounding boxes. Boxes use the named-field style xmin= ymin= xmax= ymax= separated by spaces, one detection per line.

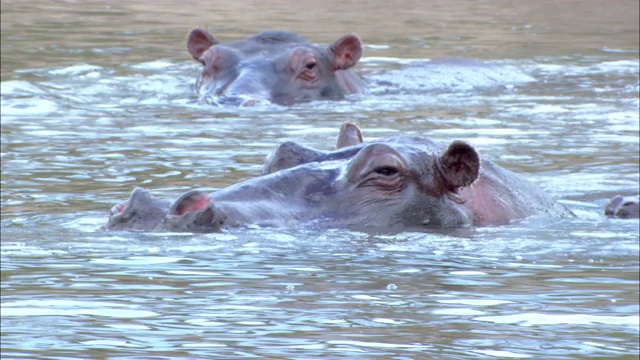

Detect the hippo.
xmin=106 ymin=123 xmax=573 ymax=233
xmin=605 ymin=195 xmax=639 ymax=219
xmin=186 ymin=28 xmax=364 ymax=106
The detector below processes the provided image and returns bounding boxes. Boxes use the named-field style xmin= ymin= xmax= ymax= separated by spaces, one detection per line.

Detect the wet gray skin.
xmin=106 ymin=188 xmax=169 ymax=231
xmin=107 ymin=123 xmax=574 ymax=233
xmin=605 ymin=195 xmax=640 ymax=219
xmin=186 ymin=29 xmax=365 ymax=106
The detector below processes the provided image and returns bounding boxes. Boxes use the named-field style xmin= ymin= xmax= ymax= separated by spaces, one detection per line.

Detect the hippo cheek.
xmin=359 ymin=192 xmax=472 ymax=229
xmin=424 ymin=200 xmax=473 ymax=227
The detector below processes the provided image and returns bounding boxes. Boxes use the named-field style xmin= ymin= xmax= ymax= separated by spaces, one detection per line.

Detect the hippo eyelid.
xmin=285 ymin=48 xmax=320 ymax=82
xmin=374 ymin=166 xmax=399 ymax=176
xmin=299 ymin=70 xmax=318 ymax=82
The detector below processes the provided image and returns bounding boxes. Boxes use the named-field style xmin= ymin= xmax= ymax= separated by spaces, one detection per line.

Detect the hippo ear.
xmin=605 ymin=195 xmax=625 ymax=217
xmin=336 ymin=122 xmax=364 ymax=149
xmin=165 ymin=190 xmax=225 ymax=232
xmin=330 ymin=33 xmax=362 ymax=70
xmin=436 ymin=141 xmax=480 ymax=192
xmin=168 ymin=190 xmax=211 ymax=216
xmin=262 ymin=141 xmax=324 ymax=175
xmin=605 ymin=195 xmax=640 ymax=219
xmin=187 ymin=28 xmax=220 ymax=63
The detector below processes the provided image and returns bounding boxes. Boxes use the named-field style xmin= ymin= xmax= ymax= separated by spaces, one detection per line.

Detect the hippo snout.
xmin=197 ymin=74 xmax=272 ymax=106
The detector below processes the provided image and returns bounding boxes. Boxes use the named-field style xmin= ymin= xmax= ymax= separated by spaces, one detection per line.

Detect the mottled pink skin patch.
xmin=458 ymin=174 xmax=534 ymax=226
xmin=464 ymin=182 xmax=513 ymax=225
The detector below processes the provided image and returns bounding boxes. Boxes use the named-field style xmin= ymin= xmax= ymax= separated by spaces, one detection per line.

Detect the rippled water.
xmin=1 ymin=0 xmax=639 ymax=359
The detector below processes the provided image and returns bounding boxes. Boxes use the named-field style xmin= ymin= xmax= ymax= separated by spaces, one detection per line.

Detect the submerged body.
xmin=186 ymin=29 xmax=364 ymax=106
xmin=107 ymin=123 xmax=573 ymax=233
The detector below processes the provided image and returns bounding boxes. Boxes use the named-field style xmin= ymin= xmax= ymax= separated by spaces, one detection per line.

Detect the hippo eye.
xmin=298 ymin=60 xmax=318 ymax=82
xmin=375 ymin=166 xmax=399 ymax=176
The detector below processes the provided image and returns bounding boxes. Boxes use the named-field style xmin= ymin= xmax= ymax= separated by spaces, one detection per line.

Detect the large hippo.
xmin=106 ymin=123 xmax=573 ymax=233
xmin=186 ymin=29 xmax=364 ymax=106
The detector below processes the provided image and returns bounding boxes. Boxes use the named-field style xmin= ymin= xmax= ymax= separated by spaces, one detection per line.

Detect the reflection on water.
xmin=1 ymin=0 xmax=639 ymax=358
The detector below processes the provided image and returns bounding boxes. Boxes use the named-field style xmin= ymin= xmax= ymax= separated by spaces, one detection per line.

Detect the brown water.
xmin=1 ymin=0 xmax=639 ymax=359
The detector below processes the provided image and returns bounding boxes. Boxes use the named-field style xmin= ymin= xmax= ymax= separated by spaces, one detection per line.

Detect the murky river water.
xmin=1 ymin=0 xmax=639 ymax=358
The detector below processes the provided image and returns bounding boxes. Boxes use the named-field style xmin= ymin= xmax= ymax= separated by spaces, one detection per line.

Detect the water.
xmin=1 ymin=0 xmax=639 ymax=358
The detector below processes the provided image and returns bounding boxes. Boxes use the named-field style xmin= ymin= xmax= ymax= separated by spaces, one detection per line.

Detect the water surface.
xmin=1 ymin=0 xmax=639 ymax=359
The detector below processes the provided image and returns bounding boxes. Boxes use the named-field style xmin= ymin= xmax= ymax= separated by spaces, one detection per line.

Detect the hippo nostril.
xmin=112 ymin=201 xmax=127 ymax=214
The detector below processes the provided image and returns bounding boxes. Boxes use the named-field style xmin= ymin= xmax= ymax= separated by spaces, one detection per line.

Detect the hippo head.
xmin=253 ymin=124 xmax=480 ymax=229
xmin=605 ymin=195 xmax=640 ymax=219
xmin=107 ymin=123 xmax=484 ymax=232
xmin=186 ymin=29 xmax=363 ymax=106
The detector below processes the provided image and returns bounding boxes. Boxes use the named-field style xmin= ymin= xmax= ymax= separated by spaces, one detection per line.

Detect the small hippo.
xmin=106 ymin=123 xmax=573 ymax=233
xmin=186 ymin=28 xmax=364 ymax=105
xmin=605 ymin=195 xmax=640 ymax=219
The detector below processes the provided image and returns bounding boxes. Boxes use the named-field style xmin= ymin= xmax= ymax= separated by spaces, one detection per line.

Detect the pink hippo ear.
xmin=165 ymin=190 xmax=226 ymax=232
xmin=437 ymin=141 xmax=480 ymax=192
xmin=187 ymin=28 xmax=220 ymax=63
xmin=168 ymin=190 xmax=211 ymax=216
xmin=329 ymin=33 xmax=362 ymax=70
